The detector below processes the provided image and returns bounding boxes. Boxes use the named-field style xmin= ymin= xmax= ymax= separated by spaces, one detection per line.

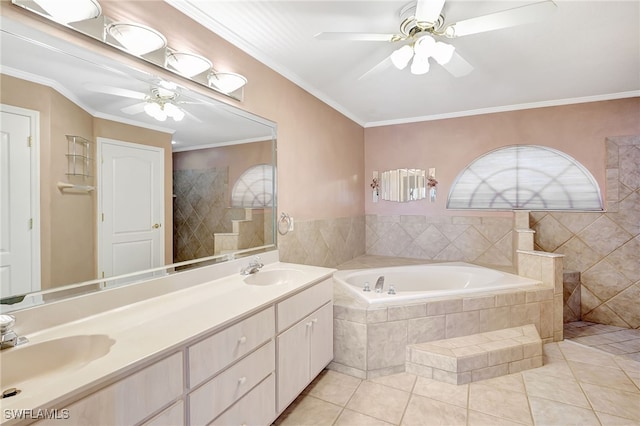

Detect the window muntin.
xmin=231 ymin=164 xmax=275 ymax=208
xmin=447 ymin=145 xmax=603 ymax=210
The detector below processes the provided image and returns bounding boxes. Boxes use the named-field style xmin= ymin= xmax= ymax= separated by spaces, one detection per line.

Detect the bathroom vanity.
xmin=0 ymin=256 xmax=335 ymax=425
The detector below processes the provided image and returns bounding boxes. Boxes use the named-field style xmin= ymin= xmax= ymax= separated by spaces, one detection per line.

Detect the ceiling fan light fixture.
xmin=414 ymin=35 xmax=436 ymax=57
xmin=167 ymin=52 xmax=212 ymax=78
xmin=391 ymin=45 xmax=414 ymax=70
xmin=432 ymin=42 xmax=455 ymax=65
xmin=107 ymin=22 xmax=167 ymax=56
xmin=164 ymin=103 xmax=185 ymax=121
xmin=33 ymin=0 xmax=101 ymax=24
xmin=410 ymin=55 xmax=430 ymax=75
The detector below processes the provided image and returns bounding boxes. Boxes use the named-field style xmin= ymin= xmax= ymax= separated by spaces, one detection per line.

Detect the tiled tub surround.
xmin=531 ymin=135 xmax=639 ymax=329
xmin=366 ymin=215 xmax=514 ymax=268
xmin=278 ymin=216 xmax=366 ymax=267
xmin=330 ymin=254 xmax=563 ymax=379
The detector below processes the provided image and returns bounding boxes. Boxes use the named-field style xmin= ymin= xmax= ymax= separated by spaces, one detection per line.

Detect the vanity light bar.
xmin=11 ymin=0 xmax=248 ymax=99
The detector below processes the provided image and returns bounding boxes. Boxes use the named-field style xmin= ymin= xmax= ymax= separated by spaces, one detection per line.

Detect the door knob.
xmin=152 ymin=223 xmax=162 ymax=229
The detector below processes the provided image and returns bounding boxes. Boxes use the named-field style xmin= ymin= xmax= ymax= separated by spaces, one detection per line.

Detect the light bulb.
xmin=432 ymin=42 xmax=455 ymax=65
xmin=390 ymin=45 xmax=414 ymax=70
xmin=107 ymin=23 xmax=167 ymax=56
xmin=154 ymin=109 xmax=167 ymax=121
xmin=414 ymin=35 xmax=436 ymax=58
xmin=164 ymin=103 xmax=185 ymax=121
xmin=144 ymin=102 xmax=161 ymax=117
xmin=167 ymin=52 xmax=212 ymax=78
xmin=410 ymin=55 xmax=430 ymax=75
xmin=34 ymin=0 xmax=101 ymax=24
xmin=208 ymin=73 xmax=248 ymax=94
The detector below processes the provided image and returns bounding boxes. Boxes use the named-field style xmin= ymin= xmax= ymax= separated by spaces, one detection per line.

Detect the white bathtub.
xmin=333 ymin=262 xmax=541 ymax=304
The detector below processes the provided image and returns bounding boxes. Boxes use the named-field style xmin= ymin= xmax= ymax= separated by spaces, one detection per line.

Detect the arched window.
xmin=447 ymin=145 xmax=603 ymax=210
xmin=231 ymin=164 xmax=275 ymax=208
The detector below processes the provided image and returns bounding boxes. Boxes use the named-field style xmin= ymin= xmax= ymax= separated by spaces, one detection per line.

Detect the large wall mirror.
xmin=0 ymin=17 xmax=277 ymax=312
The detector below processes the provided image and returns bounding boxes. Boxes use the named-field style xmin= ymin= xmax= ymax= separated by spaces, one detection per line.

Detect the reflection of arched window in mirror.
xmin=231 ymin=164 xmax=275 ymax=208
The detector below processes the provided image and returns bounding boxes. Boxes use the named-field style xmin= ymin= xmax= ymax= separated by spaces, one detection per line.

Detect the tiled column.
xmin=517 ymin=250 xmax=565 ymax=342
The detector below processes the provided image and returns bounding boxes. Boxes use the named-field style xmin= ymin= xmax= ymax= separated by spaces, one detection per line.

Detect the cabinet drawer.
xmin=189 ymin=306 xmax=274 ymax=387
xmin=142 ymin=400 xmax=184 ymax=426
xmin=189 ymin=340 xmax=275 ymax=425
xmin=277 ymin=279 xmax=332 ymax=332
xmin=212 ymin=374 xmax=276 ymax=426
xmin=38 ymin=352 xmax=183 ymax=426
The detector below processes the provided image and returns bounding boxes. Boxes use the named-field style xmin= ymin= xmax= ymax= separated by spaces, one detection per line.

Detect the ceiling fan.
xmin=315 ymin=0 xmax=557 ymax=78
xmin=83 ymin=82 xmax=202 ymax=123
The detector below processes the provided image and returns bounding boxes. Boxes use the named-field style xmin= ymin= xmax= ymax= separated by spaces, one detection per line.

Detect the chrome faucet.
xmin=374 ymin=276 xmax=385 ymax=293
xmin=241 ymin=256 xmax=264 ymax=275
xmin=0 ymin=314 xmax=28 ymax=350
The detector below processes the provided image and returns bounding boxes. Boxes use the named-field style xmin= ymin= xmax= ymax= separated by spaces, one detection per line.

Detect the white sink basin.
xmin=243 ymin=269 xmax=305 ymax=286
xmin=0 ymin=334 xmax=115 ymax=389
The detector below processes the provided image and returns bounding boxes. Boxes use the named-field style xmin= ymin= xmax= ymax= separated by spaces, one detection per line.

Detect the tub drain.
xmin=2 ymin=388 xmax=21 ymax=398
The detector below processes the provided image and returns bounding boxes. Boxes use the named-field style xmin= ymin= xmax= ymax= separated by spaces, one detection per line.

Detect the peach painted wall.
xmin=365 ymin=98 xmax=640 ymax=216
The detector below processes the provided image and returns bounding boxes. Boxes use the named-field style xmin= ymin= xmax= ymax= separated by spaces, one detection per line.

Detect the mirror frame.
xmin=0 ymin=16 xmax=278 ymax=312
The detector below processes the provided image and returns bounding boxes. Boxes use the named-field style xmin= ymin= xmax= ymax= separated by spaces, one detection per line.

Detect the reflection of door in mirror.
xmin=97 ymin=138 xmax=164 ymax=284
xmin=0 ymin=104 xmax=41 ymax=299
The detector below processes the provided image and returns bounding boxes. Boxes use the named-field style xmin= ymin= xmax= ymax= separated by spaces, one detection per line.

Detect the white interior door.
xmin=0 ymin=104 xmax=40 ymax=298
xmin=98 ymin=138 xmax=164 ymax=284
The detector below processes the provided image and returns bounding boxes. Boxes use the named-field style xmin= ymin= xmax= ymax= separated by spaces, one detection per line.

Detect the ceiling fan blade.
xmin=314 ymin=32 xmax=396 ymax=42
xmin=357 ymin=54 xmax=393 ymax=81
xmin=440 ymin=52 xmax=473 ymax=77
xmin=445 ymin=0 xmax=557 ymax=38
xmin=415 ymin=0 xmax=446 ymax=25
xmin=184 ymin=110 xmax=202 ymax=123
xmin=120 ymin=103 xmax=146 ymax=115
xmin=84 ymin=83 xmax=147 ymax=100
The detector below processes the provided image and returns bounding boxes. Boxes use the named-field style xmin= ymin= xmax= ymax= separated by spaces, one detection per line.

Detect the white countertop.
xmin=0 ymin=262 xmax=335 ymax=422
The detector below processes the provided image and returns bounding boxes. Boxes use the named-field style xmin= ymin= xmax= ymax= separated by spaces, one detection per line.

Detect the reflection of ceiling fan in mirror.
xmin=315 ymin=0 xmax=557 ymax=78
xmin=83 ymin=83 xmax=202 ymax=123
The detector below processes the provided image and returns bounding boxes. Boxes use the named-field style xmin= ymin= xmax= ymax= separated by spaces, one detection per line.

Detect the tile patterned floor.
xmin=564 ymin=322 xmax=640 ymax=362
xmin=274 ymin=330 xmax=640 ymax=425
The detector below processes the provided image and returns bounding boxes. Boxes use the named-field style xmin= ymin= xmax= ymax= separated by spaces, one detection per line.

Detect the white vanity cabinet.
xmin=276 ymin=279 xmax=333 ymax=413
xmin=36 ymin=352 xmax=184 ymax=426
xmin=25 ymin=270 xmax=334 ymax=426
xmin=187 ymin=307 xmax=276 ymax=425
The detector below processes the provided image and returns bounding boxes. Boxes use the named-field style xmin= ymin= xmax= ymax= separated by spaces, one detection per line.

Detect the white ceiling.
xmin=167 ymin=0 xmax=640 ymax=127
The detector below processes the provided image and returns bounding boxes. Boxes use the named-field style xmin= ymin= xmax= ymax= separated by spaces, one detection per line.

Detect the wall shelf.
xmin=65 ymin=135 xmax=93 ymax=178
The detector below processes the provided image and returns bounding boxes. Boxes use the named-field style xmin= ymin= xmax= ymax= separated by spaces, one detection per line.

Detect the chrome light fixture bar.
xmin=11 ymin=0 xmax=247 ymax=100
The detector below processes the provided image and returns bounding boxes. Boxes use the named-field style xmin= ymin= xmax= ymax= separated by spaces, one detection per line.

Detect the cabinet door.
xmin=309 ymin=303 xmax=334 ymax=378
xmin=37 ymin=352 xmax=183 ymax=426
xmin=277 ymin=318 xmax=311 ymax=413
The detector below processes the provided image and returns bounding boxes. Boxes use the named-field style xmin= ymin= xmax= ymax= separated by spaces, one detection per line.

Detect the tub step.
xmin=406 ymin=325 xmax=542 ymax=385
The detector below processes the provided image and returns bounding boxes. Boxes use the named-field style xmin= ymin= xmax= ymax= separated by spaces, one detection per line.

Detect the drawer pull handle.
xmin=312 ymin=318 xmax=318 ymax=324
xmin=238 ymin=377 xmax=247 ymax=385
xmin=238 ymin=336 xmax=247 ymax=344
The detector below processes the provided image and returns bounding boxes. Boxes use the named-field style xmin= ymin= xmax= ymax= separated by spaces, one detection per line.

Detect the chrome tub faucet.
xmin=374 ymin=276 xmax=385 ymax=293
xmin=0 ymin=314 xmax=28 ymax=350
